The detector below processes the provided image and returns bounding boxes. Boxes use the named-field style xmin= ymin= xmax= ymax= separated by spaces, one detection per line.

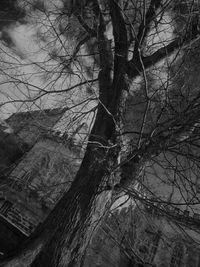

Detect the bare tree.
xmin=1 ymin=0 xmax=200 ymax=266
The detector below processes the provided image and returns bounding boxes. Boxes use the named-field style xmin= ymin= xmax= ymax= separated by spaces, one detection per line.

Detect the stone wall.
xmin=7 ymin=136 xmax=80 ymax=212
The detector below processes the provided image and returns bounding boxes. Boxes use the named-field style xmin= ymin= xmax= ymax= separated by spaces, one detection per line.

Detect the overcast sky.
xmin=0 ymin=0 xmax=70 ymax=118
xmin=0 ymin=0 xmax=174 ymax=125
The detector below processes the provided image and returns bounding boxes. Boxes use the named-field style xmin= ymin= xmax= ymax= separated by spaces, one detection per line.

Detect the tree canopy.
xmin=1 ymin=0 xmax=200 ymax=266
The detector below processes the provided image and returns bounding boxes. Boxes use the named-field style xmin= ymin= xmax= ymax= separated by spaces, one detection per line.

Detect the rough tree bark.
xmin=30 ymin=1 xmax=128 ymax=266
xmin=1 ymin=1 xmax=128 ymax=266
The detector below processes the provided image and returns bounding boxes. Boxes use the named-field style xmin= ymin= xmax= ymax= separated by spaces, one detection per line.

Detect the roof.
xmin=5 ymin=107 xmax=68 ymax=123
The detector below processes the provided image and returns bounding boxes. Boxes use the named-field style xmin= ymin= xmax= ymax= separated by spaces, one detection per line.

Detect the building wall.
xmin=0 ymin=108 xmax=84 ymax=254
xmin=83 ymin=202 xmax=200 ymax=267
xmin=0 ymin=135 xmax=81 ymax=246
xmin=0 ymin=129 xmax=26 ymax=175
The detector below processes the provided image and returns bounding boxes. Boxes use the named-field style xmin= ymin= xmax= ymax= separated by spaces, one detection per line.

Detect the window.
xmin=137 ymin=229 xmax=161 ymax=264
xmin=0 ymin=200 xmax=13 ymax=215
xmin=146 ymin=231 xmax=161 ymax=263
xmin=170 ymin=242 xmax=183 ymax=267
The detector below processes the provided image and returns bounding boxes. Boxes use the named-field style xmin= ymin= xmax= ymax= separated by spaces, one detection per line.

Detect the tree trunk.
xmin=30 ymin=143 xmax=114 ymax=267
xmin=2 ymin=1 xmax=130 ymax=266
xmin=2 ymin=135 xmax=116 ymax=267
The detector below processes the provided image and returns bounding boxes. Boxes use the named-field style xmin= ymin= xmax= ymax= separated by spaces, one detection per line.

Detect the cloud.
xmin=0 ymin=0 xmax=97 ymax=124
xmin=0 ymin=0 xmax=26 ymax=29
xmin=0 ymin=0 xmax=26 ymax=47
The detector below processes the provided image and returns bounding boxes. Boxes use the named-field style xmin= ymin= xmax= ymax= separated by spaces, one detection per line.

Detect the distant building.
xmin=0 ymin=108 xmax=200 ymax=267
xmin=0 ymin=108 xmax=81 ymax=255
